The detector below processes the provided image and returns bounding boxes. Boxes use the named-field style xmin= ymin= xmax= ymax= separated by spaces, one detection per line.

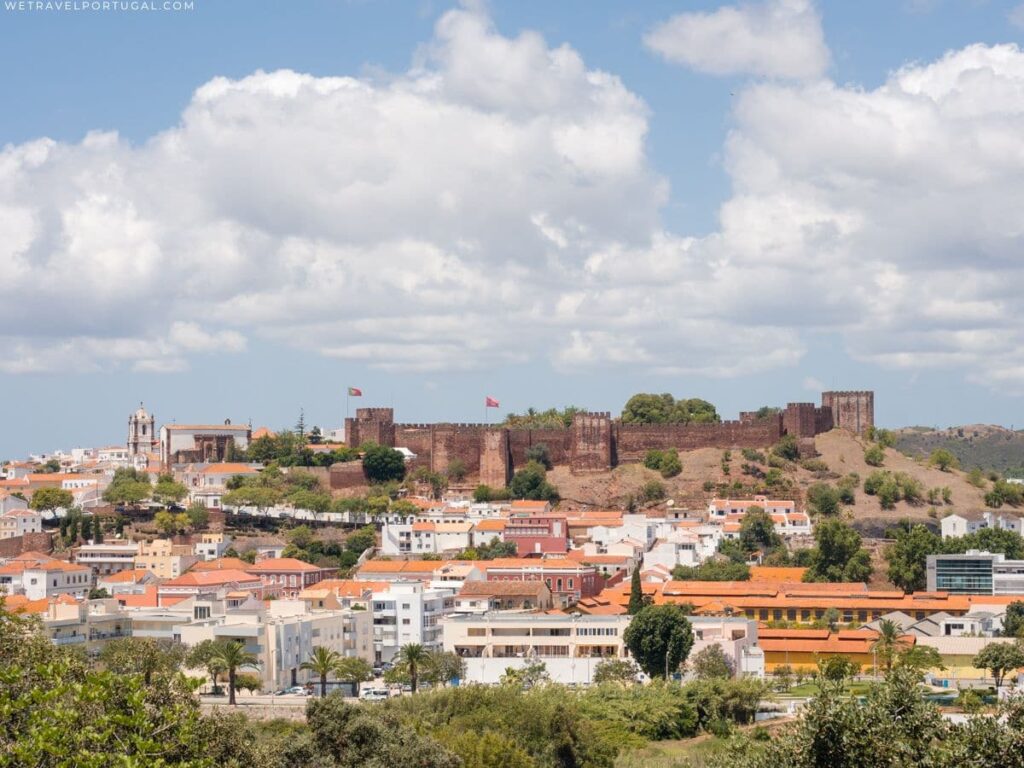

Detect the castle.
xmin=333 ymin=391 xmax=874 ymax=489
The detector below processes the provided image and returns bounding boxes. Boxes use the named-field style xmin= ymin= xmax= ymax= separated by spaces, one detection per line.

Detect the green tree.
xmin=29 ymin=487 xmax=73 ymax=514
xmin=346 ymin=525 xmax=377 ymax=555
xmin=738 ymin=506 xmax=782 ymax=553
xmin=884 ymin=523 xmax=942 ymax=592
xmin=525 ymin=443 xmax=552 ymax=470
xmin=398 ymin=642 xmax=429 ymax=693
xmin=301 ymin=646 xmax=342 ymax=697
xmin=153 ymin=474 xmax=188 ymax=506
xmin=806 ymin=483 xmax=841 ymax=516
xmin=973 ymin=642 xmax=1024 ymax=687
xmin=772 ymin=435 xmax=800 ymax=462
xmin=210 ymin=639 xmax=259 ymax=705
xmin=187 ymin=638 xmax=227 ymax=693
xmin=233 ymin=671 xmax=262 ymax=696
xmin=499 ymin=660 xmax=549 ymax=689
xmin=803 ymin=519 xmax=873 ymax=583
xmin=929 ymin=448 xmax=959 ymax=472
xmin=99 ymin=636 xmax=187 ymax=686
xmin=305 ymin=695 xmax=459 ymax=768
xmin=673 ymin=559 xmax=751 ymax=581
xmin=334 ymin=656 xmax=374 ymax=685
xmin=1003 ymin=600 xmax=1024 ymax=638
xmin=185 ymin=502 xmax=210 ymax=530
xmin=894 ymin=644 xmax=944 ymax=675
xmin=362 ymin=444 xmax=406 ymax=484
xmin=627 ymin=567 xmax=645 ymax=615
xmin=423 ymin=650 xmax=466 ymax=686
xmin=102 ymin=467 xmax=153 ymax=507
xmin=622 ymin=393 xmax=719 ymax=424
xmin=623 ymin=604 xmax=695 ymax=679
xmin=221 ymin=485 xmax=282 ymax=515
xmin=592 ymin=658 xmax=639 ymax=685
xmin=691 ymin=643 xmax=734 ymax=680
xmin=508 ymin=460 xmax=559 ymax=502
xmin=0 ymin=602 xmax=214 ymax=766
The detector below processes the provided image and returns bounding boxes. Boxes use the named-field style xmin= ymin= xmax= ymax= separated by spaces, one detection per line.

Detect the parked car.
xmin=275 ymin=686 xmax=309 ymax=696
xmin=360 ymin=688 xmax=389 ymax=702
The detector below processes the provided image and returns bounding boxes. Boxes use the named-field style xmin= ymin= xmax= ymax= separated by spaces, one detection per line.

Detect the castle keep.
xmin=335 ymin=391 xmax=874 ymax=489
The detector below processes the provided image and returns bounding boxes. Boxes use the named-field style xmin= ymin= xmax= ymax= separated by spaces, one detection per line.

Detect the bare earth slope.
xmin=552 ymin=430 xmax=989 ymax=536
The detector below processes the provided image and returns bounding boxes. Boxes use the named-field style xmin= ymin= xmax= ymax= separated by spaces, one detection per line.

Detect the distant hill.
xmin=893 ymin=424 xmax=1024 ymax=475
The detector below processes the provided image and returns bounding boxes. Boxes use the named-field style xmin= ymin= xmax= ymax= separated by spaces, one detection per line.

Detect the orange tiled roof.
xmin=312 ymin=579 xmax=389 ymax=597
xmin=749 ymin=566 xmax=808 ymax=582
xmin=117 ymin=586 xmax=160 ymax=608
xmin=357 ymin=559 xmax=454 ymax=574
xmin=161 ymin=569 xmax=260 ymax=587
xmin=98 ymin=569 xmax=152 ymax=584
xmin=200 ymin=463 xmax=258 ymax=475
xmin=474 ymin=519 xmax=507 ymax=532
xmin=191 ymin=557 xmax=251 ymax=571
xmin=246 ymin=557 xmax=321 ymax=573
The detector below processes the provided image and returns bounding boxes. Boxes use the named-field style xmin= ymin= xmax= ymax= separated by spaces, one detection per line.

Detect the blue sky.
xmin=2 ymin=0 xmax=1024 ymax=457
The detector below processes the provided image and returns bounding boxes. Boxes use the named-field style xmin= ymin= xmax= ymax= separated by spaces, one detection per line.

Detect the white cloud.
xmin=5 ymin=7 xmax=1024 ymax=394
xmin=644 ymin=0 xmax=829 ymax=80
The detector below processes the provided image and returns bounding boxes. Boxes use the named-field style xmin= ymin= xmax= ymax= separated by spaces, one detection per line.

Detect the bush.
xmin=806 ymin=483 xmax=841 ymax=516
xmin=741 ymin=448 xmax=766 ymax=463
xmin=928 ymin=448 xmax=959 ymax=472
xmin=772 ymin=435 xmax=800 ymax=462
xmin=864 ymin=444 xmax=885 ymax=467
xmin=644 ymin=449 xmax=682 ymax=479
xmin=641 ymin=479 xmax=667 ymax=503
xmin=800 ymin=458 xmax=829 ymax=473
xmin=768 ymin=454 xmax=794 ymax=470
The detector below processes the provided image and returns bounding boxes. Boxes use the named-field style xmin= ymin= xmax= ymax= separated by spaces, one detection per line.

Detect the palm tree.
xmin=398 ymin=643 xmax=428 ymax=694
xmin=871 ymin=619 xmax=909 ymax=673
xmin=301 ymin=646 xmax=342 ymax=697
xmin=210 ymin=640 xmax=259 ymax=706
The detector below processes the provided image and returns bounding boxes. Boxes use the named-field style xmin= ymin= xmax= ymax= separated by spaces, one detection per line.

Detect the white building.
xmin=22 ymin=560 xmax=92 ymax=600
xmin=73 ymin=542 xmax=141 ymax=579
xmin=176 ymin=599 xmax=374 ymax=691
xmin=194 ymin=533 xmax=234 ymax=561
xmin=940 ymin=511 xmax=1024 ymax=539
xmin=442 ymin=613 xmax=764 ymax=685
xmin=380 ymin=519 xmax=475 ymax=556
xmin=370 ymin=581 xmax=456 ymax=663
xmin=159 ymin=424 xmax=252 ymax=468
xmin=0 ymin=494 xmax=40 ymax=540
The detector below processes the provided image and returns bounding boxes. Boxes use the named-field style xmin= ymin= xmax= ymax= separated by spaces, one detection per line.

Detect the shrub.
xmin=864 ymin=444 xmax=885 ymax=467
xmin=741 ymin=448 xmax=766 ymax=463
xmin=772 ymin=435 xmax=800 ymax=462
xmin=806 ymin=483 xmax=841 ymax=516
xmin=641 ymin=479 xmax=667 ymax=503
xmin=800 ymin=458 xmax=829 ymax=473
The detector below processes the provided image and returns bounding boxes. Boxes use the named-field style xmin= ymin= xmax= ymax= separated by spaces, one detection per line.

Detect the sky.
xmin=2 ymin=0 xmax=1024 ymax=457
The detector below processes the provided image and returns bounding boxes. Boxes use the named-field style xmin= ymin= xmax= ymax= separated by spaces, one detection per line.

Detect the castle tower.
xmin=570 ymin=412 xmax=613 ymax=474
xmin=821 ymin=391 xmax=874 ymax=435
xmin=128 ymin=402 xmax=157 ymax=457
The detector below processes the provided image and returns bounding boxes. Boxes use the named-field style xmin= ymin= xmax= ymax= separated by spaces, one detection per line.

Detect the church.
xmin=126 ymin=403 xmax=251 ymax=470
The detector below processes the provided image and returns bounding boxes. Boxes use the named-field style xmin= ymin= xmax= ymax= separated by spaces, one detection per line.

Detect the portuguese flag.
xmin=348 ymin=387 xmax=362 ymax=397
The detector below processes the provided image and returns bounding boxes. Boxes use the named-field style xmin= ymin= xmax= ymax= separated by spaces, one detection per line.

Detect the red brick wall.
xmin=0 ymin=531 xmax=53 ymax=558
xmin=613 ymin=418 xmax=783 ymax=463
xmin=328 ymin=461 xmax=366 ymax=490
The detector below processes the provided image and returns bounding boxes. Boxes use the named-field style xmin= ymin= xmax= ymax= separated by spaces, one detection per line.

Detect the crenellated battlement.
xmin=329 ymin=391 xmax=874 ymax=489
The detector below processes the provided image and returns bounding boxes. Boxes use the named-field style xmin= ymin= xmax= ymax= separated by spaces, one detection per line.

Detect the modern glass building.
xmin=927 ymin=553 xmax=996 ymax=594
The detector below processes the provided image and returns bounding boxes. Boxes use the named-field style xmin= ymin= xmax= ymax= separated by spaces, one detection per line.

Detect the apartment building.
xmin=73 ymin=542 xmax=141 ymax=579
xmin=134 ymin=538 xmax=200 ymax=580
xmin=503 ymin=510 xmax=569 ymax=556
xmin=193 ymin=532 xmax=233 ymax=561
xmin=176 ymin=599 xmax=374 ymax=691
xmin=370 ymin=581 xmax=455 ymax=663
xmin=0 ymin=508 xmax=41 ymax=540
xmin=940 ymin=511 xmax=1024 ymax=539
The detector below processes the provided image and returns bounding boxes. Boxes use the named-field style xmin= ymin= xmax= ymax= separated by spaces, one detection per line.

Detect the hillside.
xmin=894 ymin=424 xmax=1024 ymax=475
xmin=552 ymin=430 xmax=991 ymax=537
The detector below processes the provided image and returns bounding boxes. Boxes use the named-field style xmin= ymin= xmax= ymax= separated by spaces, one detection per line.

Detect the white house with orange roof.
xmin=156 ymin=568 xmax=264 ymax=605
xmin=244 ymin=557 xmax=334 ymax=599
xmin=97 ymin=569 xmax=158 ymax=596
xmin=11 ymin=555 xmax=92 ymax=600
xmin=181 ymin=462 xmax=262 ymax=508
xmin=708 ymin=495 xmax=811 ymax=539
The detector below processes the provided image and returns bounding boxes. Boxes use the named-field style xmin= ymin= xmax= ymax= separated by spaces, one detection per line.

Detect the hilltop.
xmin=551 ymin=429 xmax=991 ymax=537
xmin=894 ymin=424 xmax=1024 ymax=475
